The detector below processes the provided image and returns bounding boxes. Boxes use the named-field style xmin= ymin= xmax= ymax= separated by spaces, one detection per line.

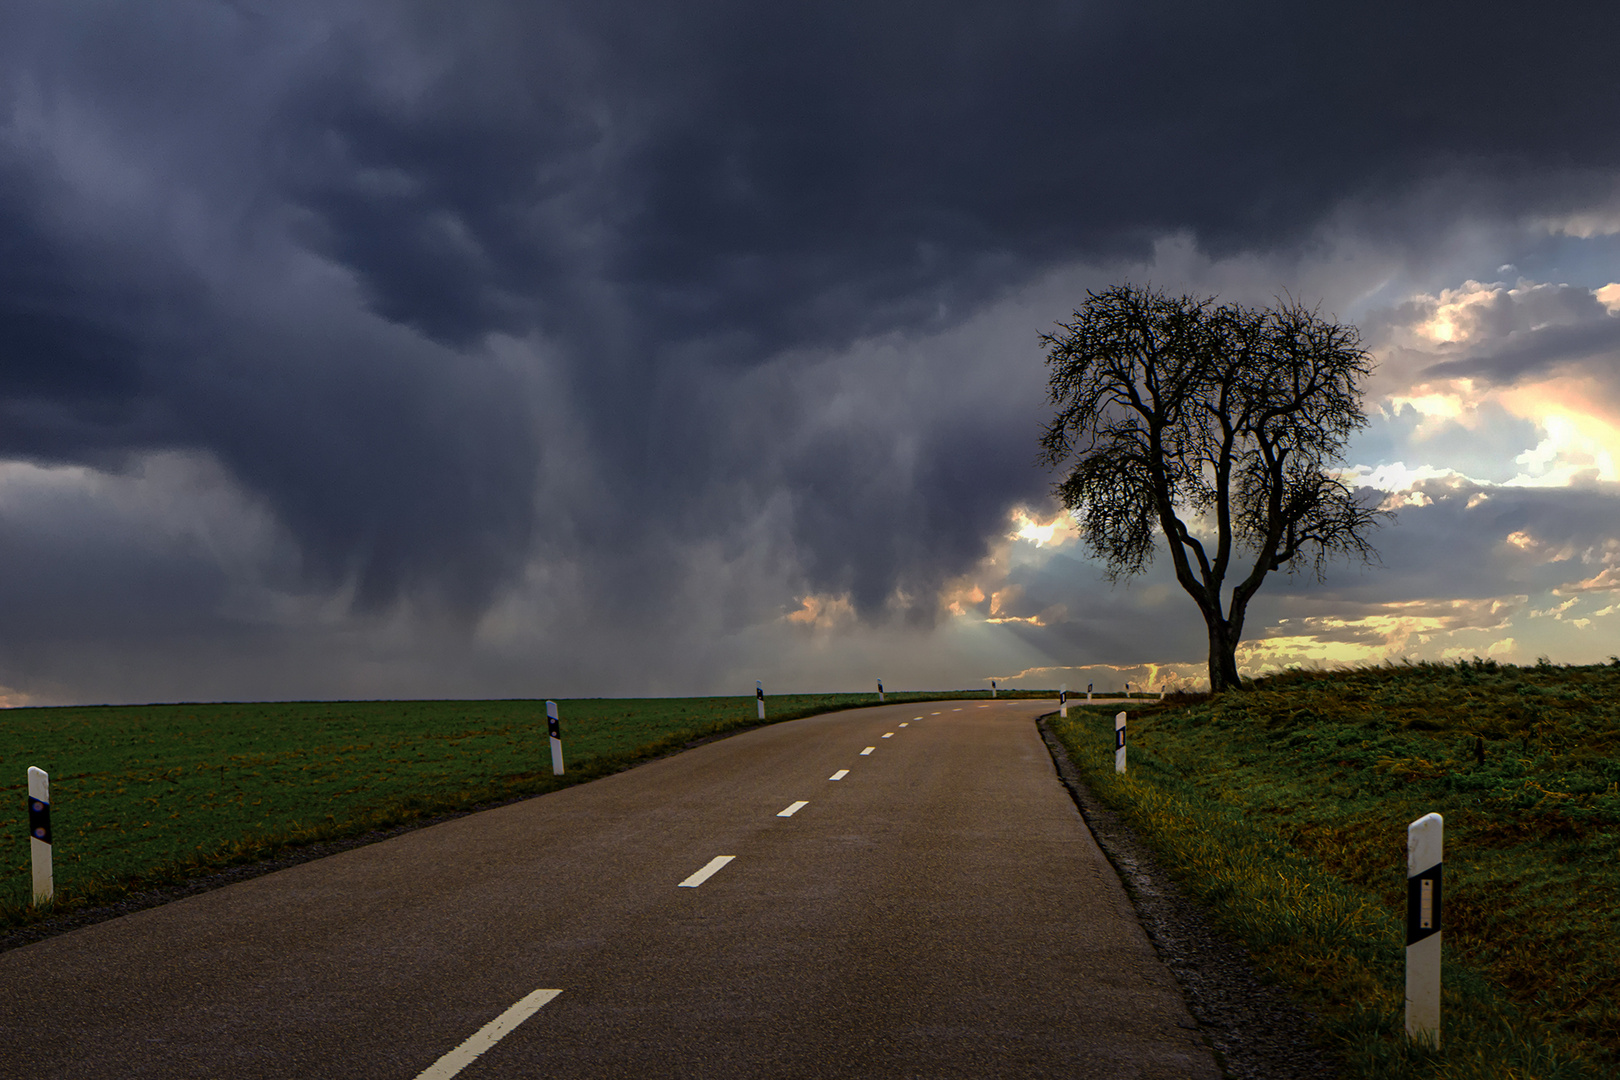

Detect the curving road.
xmin=0 ymin=700 xmax=1218 ymax=1079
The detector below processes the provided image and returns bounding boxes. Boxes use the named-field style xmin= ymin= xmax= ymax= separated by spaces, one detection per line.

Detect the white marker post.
xmin=1114 ymin=712 xmax=1127 ymax=773
xmin=877 ymin=679 xmax=884 ymax=702
xmin=756 ymin=680 xmax=765 ymax=720
xmin=1087 ymin=682 xmax=1093 ymax=701
xmin=28 ymin=766 xmax=52 ymax=905
xmin=1407 ymin=812 xmax=1444 ymax=1049
xmin=1060 ymin=683 xmax=1068 ymax=718
xmin=546 ymin=701 xmax=564 ymax=776
xmin=990 ymin=680 xmax=997 ymax=698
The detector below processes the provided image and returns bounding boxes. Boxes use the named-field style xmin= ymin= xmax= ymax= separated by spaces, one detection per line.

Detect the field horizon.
xmin=9 ymin=660 xmax=1616 ymax=1078
xmin=3 ymin=688 xmax=1054 ymax=933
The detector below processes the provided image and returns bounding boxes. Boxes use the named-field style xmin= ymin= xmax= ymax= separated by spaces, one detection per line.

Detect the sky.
xmin=1 ymin=1 xmax=1618 ymax=705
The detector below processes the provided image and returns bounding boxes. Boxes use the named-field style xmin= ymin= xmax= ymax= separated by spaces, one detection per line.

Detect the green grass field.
xmin=18 ymin=665 xmax=1611 ymax=1076
xmin=1051 ymin=659 xmax=1620 ymax=1080
xmin=1 ymin=689 xmax=1025 ymax=926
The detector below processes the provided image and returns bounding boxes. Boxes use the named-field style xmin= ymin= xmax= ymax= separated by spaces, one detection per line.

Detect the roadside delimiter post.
xmin=1407 ymin=812 xmax=1443 ymax=1048
xmin=1114 ymin=712 xmax=1127 ymax=773
xmin=546 ymin=700 xmax=564 ymax=775
xmin=878 ymin=679 xmax=884 ymax=702
xmin=991 ymin=680 xmax=997 ymax=698
xmin=28 ymin=766 xmax=52 ymax=904
xmin=1060 ymin=683 xmax=1068 ymax=718
xmin=1087 ymin=682 xmax=1093 ymax=701
xmin=756 ymin=680 xmax=765 ymax=720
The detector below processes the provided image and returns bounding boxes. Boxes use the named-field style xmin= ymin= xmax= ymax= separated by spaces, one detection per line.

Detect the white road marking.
xmin=881 ymin=733 xmax=893 ymax=738
xmin=979 ymin=704 xmax=990 ymax=708
xmin=931 ymin=711 xmax=941 ymax=715
xmin=912 ymin=716 xmax=922 ymax=720
xmin=953 ymin=708 xmax=963 ymax=712
xmin=859 ymin=747 xmax=874 ymax=755
xmin=413 ymin=988 xmax=562 ymax=1080
xmin=778 ymin=800 xmax=808 ymax=817
xmin=899 ymin=723 xmax=909 ymax=727
xmin=678 ymin=855 xmax=736 ymax=888
xmin=829 ymin=769 xmax=850 ymax=780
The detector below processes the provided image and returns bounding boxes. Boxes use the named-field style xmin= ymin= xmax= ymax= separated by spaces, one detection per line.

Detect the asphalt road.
xmin=0 ymin=700 xmax=1219 ymax=1079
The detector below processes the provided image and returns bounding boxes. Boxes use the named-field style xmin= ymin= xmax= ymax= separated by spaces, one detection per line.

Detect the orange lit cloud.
xmin=1554 ymin=538 xmax=1620 ymax=594
xmin=1236 ymin=595 xmax=1530 ymax=671
xmin=0 ymin=685 xmax=36 ymax=708
xmin=938 ymin=504 xmax=1080 ymax=621
xmin=1364 ymin=277 xmax=1620 ymax=491
xmin=991 ymin=661 xmax=1203 ymax=693
xmin=783 ymin=593 xmax=856 ymax=631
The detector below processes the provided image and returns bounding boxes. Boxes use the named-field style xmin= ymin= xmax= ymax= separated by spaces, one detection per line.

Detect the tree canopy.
xmin=1039 ymin=284 xmax=1389 ymax=692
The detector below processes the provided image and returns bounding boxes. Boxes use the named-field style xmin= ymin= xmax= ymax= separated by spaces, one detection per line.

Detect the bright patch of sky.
xmin=924 ymin=227 xmax=1620 ymax=687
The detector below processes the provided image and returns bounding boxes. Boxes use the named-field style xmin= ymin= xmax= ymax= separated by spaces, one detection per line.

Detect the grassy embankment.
xmin=1051 ymin=659 xmax=1620 ymax=1080
xmin=1 ymin=689 xmax=1030 ymax=928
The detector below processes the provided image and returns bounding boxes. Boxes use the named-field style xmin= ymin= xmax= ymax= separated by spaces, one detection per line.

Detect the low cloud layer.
xmin=1 ymin=3 xmax=1618 ymax=703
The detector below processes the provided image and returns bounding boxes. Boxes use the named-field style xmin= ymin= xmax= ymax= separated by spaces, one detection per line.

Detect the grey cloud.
xmin=1423 ymin=314 xmax=1620 ymax=384
xmin=1362 ymin=279 xmax=1620 ymax=400
xmin=280 ymin=2 xmax=1620 ymax=360
xmin=3 ymin=2 xmax=1620 ymax=700
xmin=1353 ymin=404 xmax=1542 ymax=485
xmin=1292 ymin=480 xmax=1620 ymax=606
xmin=1001 ymin=554 xmax=1213 ymax=667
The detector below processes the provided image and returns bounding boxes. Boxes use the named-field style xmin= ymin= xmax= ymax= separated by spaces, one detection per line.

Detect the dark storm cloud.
xmin=272 ymin=0 xmax=1620 ymax=616
xmin=2 ymin=0 xmax=1619 ymax=701
xmin=0 ymin=169 xmax=176 ymax=457
xmin=0 ymin=4 xmax=540 ymax=615
xmin=284 ymin=1 xmax=1620 ymax=358
xmin=776 ymin=394 xmax=1045 ymax=612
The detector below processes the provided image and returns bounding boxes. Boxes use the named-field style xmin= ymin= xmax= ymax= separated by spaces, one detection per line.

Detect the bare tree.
xmin=1038 ymin=284 xmax=1389 ymax=692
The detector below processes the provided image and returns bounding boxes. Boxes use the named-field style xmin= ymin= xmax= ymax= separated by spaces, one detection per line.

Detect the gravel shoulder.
xmin=1038 ymin=715 xmax=1344 ymax=1080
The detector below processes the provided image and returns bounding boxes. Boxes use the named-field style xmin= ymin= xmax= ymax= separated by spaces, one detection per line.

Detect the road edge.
xmin=1036 ymin=714 xmax=1344 ymax=1080
xmin=0 ymin=697 xmax=994 ymax=954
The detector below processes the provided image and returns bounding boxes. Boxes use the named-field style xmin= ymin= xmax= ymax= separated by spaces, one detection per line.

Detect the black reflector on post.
xmin=1406 ymin=862 xmax=1443 ymax=946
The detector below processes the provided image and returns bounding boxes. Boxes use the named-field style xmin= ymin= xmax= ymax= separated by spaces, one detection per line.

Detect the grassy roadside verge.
xmin=2 ymin=689 xmax=1038 ymax=930
xmin=1049 ymin=660 xmax=1619 ymax=1080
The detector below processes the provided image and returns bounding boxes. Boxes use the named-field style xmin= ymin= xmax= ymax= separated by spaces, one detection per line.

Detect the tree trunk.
xmin=1206 ymin=617 xmax=1245 ymax=693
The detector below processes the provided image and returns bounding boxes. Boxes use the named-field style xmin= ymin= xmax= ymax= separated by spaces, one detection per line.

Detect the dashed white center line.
xmin=829 ymin=769 xmax=850 ymax=780
xmin=859 ymin=747 xmax=874 ymax=756
xmin=931 ymin=711 xmax=941 ymax=715
xmin=413 ymin=987 xmax=562 ymax=1080
xmin=899 ymin=722 xmax=909 ymax=727
xmin=778 ymin=800 xmax=808 ymax=817
xmin=881 ymin=733 xmax=894 ymax=738
xmin=912 ymin=716 xmax=922 ymax=720
xmin=678 ymin=855 xmax=736 ymax=888
xmin=953 ymin=708 xmax=963 ymax=712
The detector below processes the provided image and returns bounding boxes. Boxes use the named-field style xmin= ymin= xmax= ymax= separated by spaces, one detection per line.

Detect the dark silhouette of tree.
xmin=1039 ymin=284 xmax=1390 ymax=692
